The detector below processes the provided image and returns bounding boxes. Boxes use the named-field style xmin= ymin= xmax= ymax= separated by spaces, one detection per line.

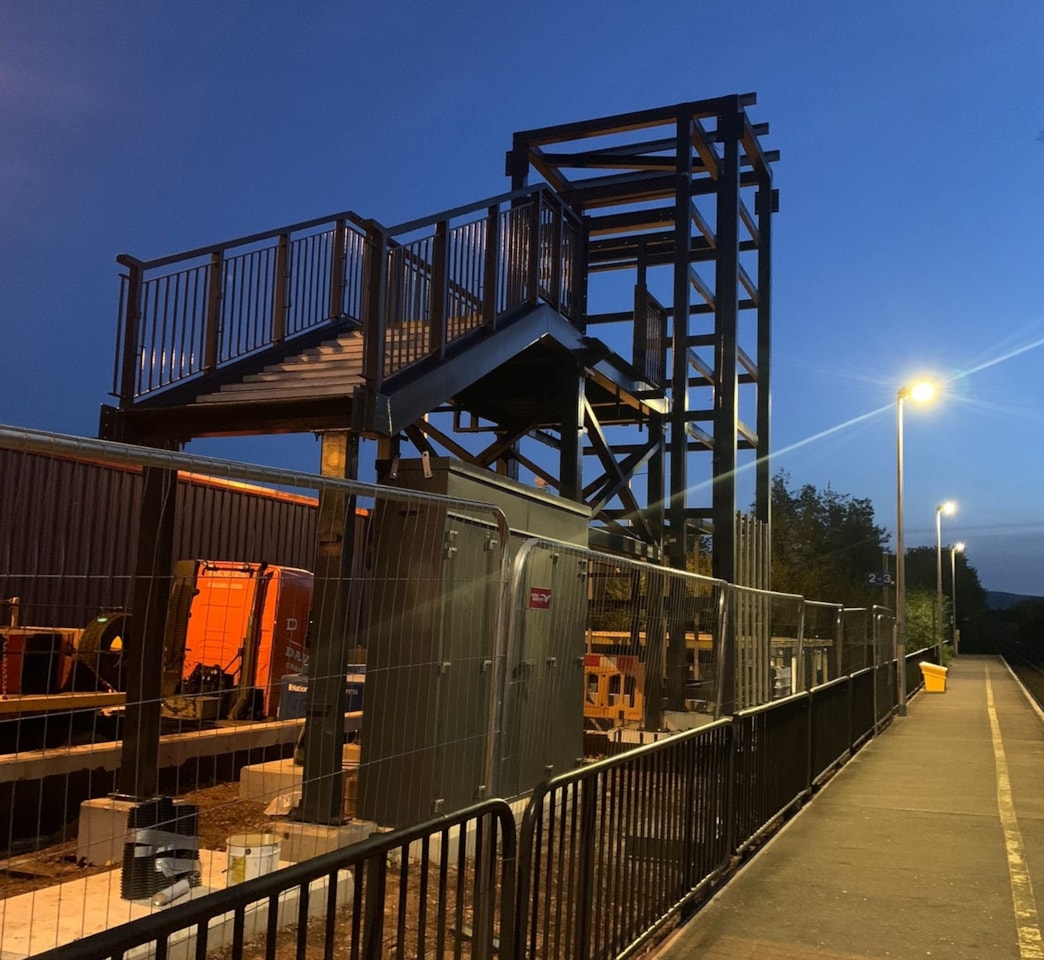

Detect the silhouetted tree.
xmin=770 ymin=471 xmax=889 ymax=607
xmin=902 ymin=545 xmax=987 ymax=646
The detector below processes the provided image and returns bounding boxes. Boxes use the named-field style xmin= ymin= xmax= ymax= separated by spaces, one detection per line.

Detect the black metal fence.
xmin=32 ymin=648 xmax=930 ymax=960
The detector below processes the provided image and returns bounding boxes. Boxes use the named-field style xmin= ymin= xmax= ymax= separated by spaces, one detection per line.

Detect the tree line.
xmin=769 ymin=471 xmax=987 ymax=650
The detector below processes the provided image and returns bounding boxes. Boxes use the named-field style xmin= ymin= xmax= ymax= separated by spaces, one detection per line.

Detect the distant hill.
xmin=985 ymin=590 xmax=1043 ymax=611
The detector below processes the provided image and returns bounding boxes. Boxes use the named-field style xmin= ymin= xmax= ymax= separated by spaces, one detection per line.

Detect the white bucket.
xmin=226 ymin=832 xmax=281 ymax=885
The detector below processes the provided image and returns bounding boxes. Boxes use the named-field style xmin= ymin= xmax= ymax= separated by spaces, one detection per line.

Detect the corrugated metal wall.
xmin=0 ymin=449 xmax=318 ymax=628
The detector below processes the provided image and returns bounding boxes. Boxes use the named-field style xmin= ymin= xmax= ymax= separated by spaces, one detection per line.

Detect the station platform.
xmin=653 ymin=655 xmax=1044 ymax=960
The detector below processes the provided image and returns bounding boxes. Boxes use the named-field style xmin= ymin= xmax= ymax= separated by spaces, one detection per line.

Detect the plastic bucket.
xmin=226 ymin=833 xmax=281 ymax=885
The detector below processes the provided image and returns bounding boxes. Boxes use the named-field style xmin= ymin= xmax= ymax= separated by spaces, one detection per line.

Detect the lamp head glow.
xmin=909 ymin=381 xmax=935 ymax=403
xmin=897 ymin=380 xmax=936 ymax=403
xmin=938 ymin=500 xmax=957 ymax=516
xmin=954 ymin=541 xmax=965 ymax=553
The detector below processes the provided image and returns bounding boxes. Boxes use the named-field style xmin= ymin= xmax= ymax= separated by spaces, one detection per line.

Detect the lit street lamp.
xmin=935 ymin=500 xmax=956 ymax=665
xmin=951 ymin=541 xmax=965 ymax=654
xmin=896 ymin=380 xmax=935 ymax=717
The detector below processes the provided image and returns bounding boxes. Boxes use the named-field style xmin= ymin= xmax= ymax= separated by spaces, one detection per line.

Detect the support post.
xmin=329 ymin=219 xmax=347 ymax=323
xmin=483 ymin=205 xmax=499 ymax=327
xmin=430 ymin=220 xmax=448 ymax=358
xmin=116 ymin=256 xmax=144 ymax=407
xmin=204 ymin=251 xmax=223 ymax=373
xmin=361 ymin=223 xmax=388 ymax=392
xmin=272 ymin=234 xmax=289 ymax=344
xmin=559 ymin=370 xmax=585 ymax=502
xmin=117 ymin=463 xmax=177 ymax=800
xmin=296 ymin=431 xmax=359 ymax=824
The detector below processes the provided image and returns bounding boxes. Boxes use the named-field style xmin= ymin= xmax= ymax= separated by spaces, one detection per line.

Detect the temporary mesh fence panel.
xmin=841 ymin=607 xmax=871 ymax=674
xmin=1 ymin=424 xmax=907 ymax=959
xmin=0 ymin=425 xmax=509 ymax=951
xmin=516 ymin=541 xmax=726 ymax=763
xmin=727 ymin=585 xmax=803 ymax=712
xmin=802 ymin=601 xmax=843 ymax=690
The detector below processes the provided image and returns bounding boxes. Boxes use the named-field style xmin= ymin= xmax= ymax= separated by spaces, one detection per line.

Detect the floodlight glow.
xmin=938 ymin=500 xmax=957 ymax=516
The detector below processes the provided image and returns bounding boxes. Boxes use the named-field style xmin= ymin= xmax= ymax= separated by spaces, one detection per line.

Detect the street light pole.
xmin=896 ymin=390 xmax=908 ymax=717
xmin=935 ymin=501 xmax=956 ymax=666
xmin=951 ymin=541 xmax=965 ymax=655
xmin=896 ymin=380 xmax=934 ymax=718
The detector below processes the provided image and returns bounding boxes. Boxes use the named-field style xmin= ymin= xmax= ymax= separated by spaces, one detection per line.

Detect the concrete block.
xmin=239 ymin=759 xmax=304 ymax=803
xmin=239 ymin=745 xmax=360 ymax=804
xmin=272 ymin=818 xmax=377 ymax=862
xmin=76 ymin=797 xmax=134 ymax=866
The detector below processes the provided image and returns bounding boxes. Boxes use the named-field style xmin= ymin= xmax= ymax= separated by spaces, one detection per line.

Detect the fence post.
xmin=272 ymin=233 xmax=289 ymax=343
xmin=430 ymin=219 xmax=448 ymax=358
xmin=204 ymin=250 xmax=223 ymax=373
xmin=806 ymin=690 xmax=815 ymax=791
xmin=361 ymin=854 xmax=387 ymax=960
xmin=549 ymin=196 xmax=562 ymax=310
xmin=116 ymin=255 xmax=144 ymax=406
xmin=795 ymin=598 xmax=807 ymax=693
xmin=724 ymin=718 xmax=738 ymax=857
xmin=575 ymin=780 xmax=597 ymax=958
xmin=528 ymin=196 xmax=541 ymax=305
xmin=513 ymin=783 xmax=548 ymax=960
xmin=483 ymin=204 xmax=499 ymax=327
xmin=329 ymin=218 xmax=347 ymax=322
xmin=361 ymin=222 xmax=388 ymax=391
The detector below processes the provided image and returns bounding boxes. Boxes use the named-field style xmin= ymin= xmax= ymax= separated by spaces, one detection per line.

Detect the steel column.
xmin=755 ymin=171 xmax=773 ymax=532
xmin=711 ymin=105 xmax=742 ymax=586
xmin=668 ymin=115 xmax=693 ymax=572
xmin=559 ymin=369 xmax=585 ymax=502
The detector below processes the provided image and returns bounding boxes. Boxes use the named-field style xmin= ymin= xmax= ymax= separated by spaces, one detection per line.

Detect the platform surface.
xmin=653 ymin=656 xmax=1044 ymax=960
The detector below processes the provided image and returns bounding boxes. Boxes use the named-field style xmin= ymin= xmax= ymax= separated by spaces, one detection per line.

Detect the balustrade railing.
xmin=114 ymin=213 xmax=370 ymax=403
xmin=113 ymin=187 xmax=582 ymax=404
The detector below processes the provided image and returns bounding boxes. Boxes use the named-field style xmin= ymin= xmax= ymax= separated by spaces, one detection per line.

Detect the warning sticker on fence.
xmin=528 ymin=587 xmax=552 ymax=609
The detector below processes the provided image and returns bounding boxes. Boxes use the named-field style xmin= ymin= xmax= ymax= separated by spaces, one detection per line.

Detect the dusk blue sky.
xmin=2 ymin=2 xmax=1042 ymax=594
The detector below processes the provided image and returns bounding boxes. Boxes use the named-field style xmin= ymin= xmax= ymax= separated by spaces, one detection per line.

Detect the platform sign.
xmin=865 ymin=572 xmax=894 ymax=587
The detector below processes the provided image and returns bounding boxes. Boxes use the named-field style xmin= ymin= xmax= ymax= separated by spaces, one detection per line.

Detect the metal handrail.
xmin=116 ymin=209 xmax=373 ymax=271
xmin=30 ymin=799 xmax=517 ymax=960
xmin=385 ymin=183 xmax=580 ymax=238
xmin=113 ymin=184 xmax=585 ymax=406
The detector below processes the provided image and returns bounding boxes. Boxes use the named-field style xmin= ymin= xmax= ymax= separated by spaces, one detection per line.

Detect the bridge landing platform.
xmin=654 ymin=655 xmax=1044 ymax=960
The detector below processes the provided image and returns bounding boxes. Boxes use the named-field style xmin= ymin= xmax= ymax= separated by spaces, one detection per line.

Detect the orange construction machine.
xmin=161 ymin=560 xmax=312 ymax=721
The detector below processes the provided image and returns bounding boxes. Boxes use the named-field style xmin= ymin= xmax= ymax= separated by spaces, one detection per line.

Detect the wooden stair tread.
xmin=195 ymin=379 xmax=363 ymax=404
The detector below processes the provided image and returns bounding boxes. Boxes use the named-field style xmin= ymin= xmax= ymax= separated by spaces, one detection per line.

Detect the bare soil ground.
xmin=0 ymin=783 xmax=270 ymax=900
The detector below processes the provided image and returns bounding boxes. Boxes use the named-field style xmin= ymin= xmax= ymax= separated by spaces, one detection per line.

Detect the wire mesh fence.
xmin=0 ymin=425 xmax=914 ymax=958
